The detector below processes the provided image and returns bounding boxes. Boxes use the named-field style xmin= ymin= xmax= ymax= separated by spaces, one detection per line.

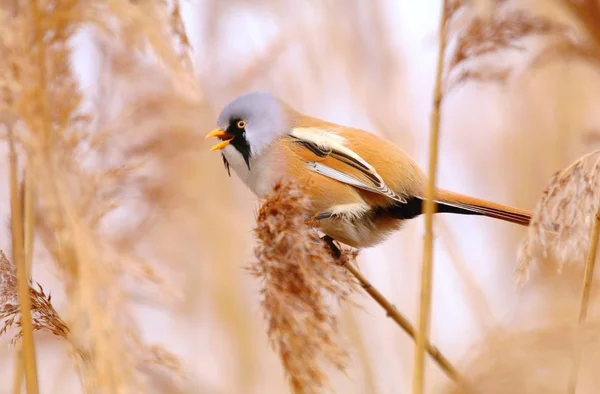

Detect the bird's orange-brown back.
xmin=284 ymin=106 xmax=427 ymax=206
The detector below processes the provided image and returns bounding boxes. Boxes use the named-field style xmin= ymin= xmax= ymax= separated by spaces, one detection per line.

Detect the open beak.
xmin=206 ymin=128 xmax=234 ymax=151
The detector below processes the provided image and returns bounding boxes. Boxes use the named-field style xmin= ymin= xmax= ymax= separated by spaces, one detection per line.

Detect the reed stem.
xmin=413 ymin=1 xmax=449 ymax=393
xmin=24 ymin=170 xmax=35 ymax=277
xmin=567 ymin=208 xmax=600 ymax=393
xmin=342 ymin=261 xmax=462 ymax=383
xmin=8 ymin=138 xmax=39 ymax=394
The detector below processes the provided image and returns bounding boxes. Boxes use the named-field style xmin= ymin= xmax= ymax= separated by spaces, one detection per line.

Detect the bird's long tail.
xmin=431 ymin=189 xmax=532 ymax=226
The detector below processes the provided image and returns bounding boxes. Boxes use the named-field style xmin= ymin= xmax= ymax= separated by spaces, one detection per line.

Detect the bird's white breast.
xmin=221 ymin=144 xmax=286 ymax=198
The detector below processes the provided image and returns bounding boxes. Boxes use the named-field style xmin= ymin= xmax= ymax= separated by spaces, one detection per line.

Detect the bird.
xmin=206 ymin=91 xmax=532 ymax=249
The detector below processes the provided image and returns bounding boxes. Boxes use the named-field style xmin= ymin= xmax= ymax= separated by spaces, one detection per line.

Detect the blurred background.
xmin=2 ymin=0 xmax=600 ymax=393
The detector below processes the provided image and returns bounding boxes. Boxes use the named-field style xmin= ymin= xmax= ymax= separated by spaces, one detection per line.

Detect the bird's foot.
xmin=305 ymin=212 xmax=332 ymax=228
xmin=321 ymin=235 xmax=342 ymax=260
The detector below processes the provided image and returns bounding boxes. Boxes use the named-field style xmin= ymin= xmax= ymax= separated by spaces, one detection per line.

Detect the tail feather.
xmin=432 ymin=189 xmax=532 ymax=227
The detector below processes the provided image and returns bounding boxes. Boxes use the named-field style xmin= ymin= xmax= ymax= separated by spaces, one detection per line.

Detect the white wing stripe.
xmin=308 ymin=162 xmax=407 ymax=204
xmin=292 ymin=127 xmax=408 ymax=204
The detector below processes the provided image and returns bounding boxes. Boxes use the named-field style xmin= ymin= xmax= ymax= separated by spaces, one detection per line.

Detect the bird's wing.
xmin=287 ymin=127 xmax=407 ymax=203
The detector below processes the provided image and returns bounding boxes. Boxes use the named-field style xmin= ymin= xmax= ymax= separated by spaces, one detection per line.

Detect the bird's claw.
xmin=305 ymin=211 xmax=332 ymax=227
xmin=321 ymin=235 xmax=342 ymax=260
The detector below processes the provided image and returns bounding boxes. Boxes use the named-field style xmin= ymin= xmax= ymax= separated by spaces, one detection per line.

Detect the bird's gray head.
xmin=206 ymin=91 xmax=291 ymax=169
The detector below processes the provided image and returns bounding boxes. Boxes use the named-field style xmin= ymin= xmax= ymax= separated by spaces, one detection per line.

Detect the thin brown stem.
xmin=567 ymin=208 xmax=600 ymax=393
xmin=342 ymin=261 xmax=462 ymax=384
xmin=413 ymin=1 xmax=449 ymax=393
xmin=8 ymin=137 xmax=39 ymax=394
xmin=24 ymin=169 xmax=35 ymax=277
xmin=577 ymin=210 xmax=600 ymax=324
xmin=13 ymin=166 xmax=37 ymax=394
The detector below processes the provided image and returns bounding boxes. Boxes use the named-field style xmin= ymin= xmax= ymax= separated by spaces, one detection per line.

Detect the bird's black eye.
xmin=236 ymin=120 xmax=246 ymax=129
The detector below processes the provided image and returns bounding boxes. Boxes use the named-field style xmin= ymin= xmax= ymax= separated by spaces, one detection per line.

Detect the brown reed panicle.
xmin=445 ymin=1 xmax=566 ymax=90
xmin=530 ymin=0 xmax=600 ymax=67
xmin=248 ymin=179 xmax=359 ymax=394
xmin=0 ymin=250 xmax=69 ymax=342
xmin=561 ymin=0 xmax=600 ymax=47
xmin=516 ymin=150 xmax=600 ymax=282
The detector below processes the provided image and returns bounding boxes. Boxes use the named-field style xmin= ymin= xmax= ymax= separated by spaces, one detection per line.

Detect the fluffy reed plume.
xmin=0 ymin=251 xmax=69 ymax=342
xmin=248 ymin=179 xmax=358 ymax=394
xmin=445 ymin=1 xmax=566 ymax=89
xmin=446 ymin=0 xmax=600 ymax=91
xmin=500 ymin=150 xmax=600 ymax=392
xmin=516 ymin=150 xmax=600 ymax=282
xmin=533 ymin=0 xmax=600 ymax=67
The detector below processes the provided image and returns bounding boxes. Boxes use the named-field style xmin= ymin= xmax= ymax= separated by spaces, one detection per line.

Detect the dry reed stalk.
xmin=8 ymin=135 xmax=39 ymax=394
xmin=413 ymin=1 xmax=450 ymax=393
xmin=23 ymin=170 xmax=34 ymax=278
xmin=12 ymin=168 xmax=36 ymax=394
xmin=341 ymin=261 xmax=462 ymax=383
xmin=567 ymin=207 xmax=600 ymax=393
xmin=249 ymin=179 xmax=358 ymax=394
xmin=5 ymin=2 xmax=43 ymax=391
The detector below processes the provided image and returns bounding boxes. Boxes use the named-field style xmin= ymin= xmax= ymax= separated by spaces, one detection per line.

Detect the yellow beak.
xmin=206 ymin=128 xmax=234 ymax=151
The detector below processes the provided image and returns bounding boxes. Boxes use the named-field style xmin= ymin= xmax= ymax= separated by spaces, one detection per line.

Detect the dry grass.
xmin=1 ymin=1 xmax=195 ymax=392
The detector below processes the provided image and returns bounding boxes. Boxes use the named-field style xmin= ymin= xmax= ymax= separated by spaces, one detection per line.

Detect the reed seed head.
xmin=516 ymin=151 xmax=600 ymax=283
xmin=248 ymin=179 xmax=358 ymax=394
